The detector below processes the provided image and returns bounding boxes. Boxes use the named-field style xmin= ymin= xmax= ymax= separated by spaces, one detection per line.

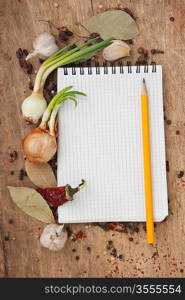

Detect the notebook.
xmin=57 ymin=64 xmax=168 ymax=223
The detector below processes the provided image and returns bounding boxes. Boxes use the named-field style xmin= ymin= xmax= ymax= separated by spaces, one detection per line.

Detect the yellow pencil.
xmin=141 ymin=78 xmax=154 ymax=244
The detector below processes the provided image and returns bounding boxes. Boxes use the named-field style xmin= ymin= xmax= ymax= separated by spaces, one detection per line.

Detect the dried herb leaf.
xmin=25 ymin=160 xmax=57 ymax=188
xmin=8 ymin=186 xmax=55 ymax=223
xmin=83 ymin=10 xmax=139 ymax=40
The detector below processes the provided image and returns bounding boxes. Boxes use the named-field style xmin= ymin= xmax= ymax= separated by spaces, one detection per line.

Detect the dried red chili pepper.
xmin=36 ymin=180 xmax=85 ymax=208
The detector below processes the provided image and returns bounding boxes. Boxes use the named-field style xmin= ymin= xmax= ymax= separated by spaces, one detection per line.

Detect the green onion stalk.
xmin=22 ymin=86 xmax=86 ymax=163
xmin=21 ymin=37 xmax=113 ymax=123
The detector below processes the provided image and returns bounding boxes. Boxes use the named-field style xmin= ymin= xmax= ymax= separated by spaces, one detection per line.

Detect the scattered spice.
xmin=39 ymin=58 xmax=45 ymax=64
xmin=122 ymin=7 xmax=136 ymax=20
xmin=118 ymin=254 xmax=123 ymax=260
xmin=74 ymin=230 xmax=86 ymax=240
xmin=8 ymin=219 xmax=14 ymax=224
xmin=69 ymin=44 xmax=77 ymax=50
xmin=44 ymin=70 xmax=57 ymax=103
xmin=136 ymin=47 xmax=149 ymax=65
xmin=111 ymin=248 xmax=117 ymax=257
xmin=170 ymin=17 xmax=175 ymax=22
xmin=59 ymin=31 xmax=69 ymax=42
xmin=108 ymin=222 xmax=118 ymax=230
xmin=129 ymin=237 xmax=134 ymax=242
xmin=4 ymin=236 xmax=10 ymax=241
xmin=59 ymin=27 xmax=74 ymax=42
xmin=176 ymin=130 xmax=180 ymax=135
xmin=151 ymin=49 xmax=164 ymax=55
xmin=166 ymin=161 xmax=170 ymax=172
xmin=75 ymin=256 xmax=80 ymax=260
xmin=177 ymin=171 xmax=184 ymax=178
xmin=65 ymin=227 xmax=72 ymax=240
xmin=137 ymin=47 xmax=148 ymax=58
xmin=48 ymin=153 xmax=57 ymax=177
xmin=9 ymin=150 xmax=18 ymax=163
xmin=96 ymin=222 xmax=140 ymax=234
xmin=137 ymin=47 xmax=144 ymax=54
xmin=16 ymin=48 xmax=33 ymax=74
xmin=72 ymin=248 xmax=76 ymax=252
xmin=29 ymin=82 xmax=34 ymax=90
xmin=19 ymin=169 xmax=27 ymax=181
xmin=127 ymin=39 xmax=133 ymax=45
xmin=10 ymin=171 xmax=15 ymax=175
xmin=89 ymin=32 xmax=103 ymax=43
xmin=86 ymin=246 xmax=91 ymax=251
xmin=136 ymin=56 xmax=147 ymax=65
xmin=166 ymin=120 xmax=172 ymax=125
xmin=108 ymin=240 xmax=113 ymax=245
xmin=180 ymin=269 xmax=184 ymax=273
xmin=152 ymin=252 xmax=158 ymax=258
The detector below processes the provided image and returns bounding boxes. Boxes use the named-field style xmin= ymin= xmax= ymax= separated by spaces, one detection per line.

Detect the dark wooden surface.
xmin=0 ymin=0 xmax=185 ymax=277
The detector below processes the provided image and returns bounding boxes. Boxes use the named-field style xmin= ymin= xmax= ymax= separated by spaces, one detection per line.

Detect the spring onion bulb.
xmin=22 ymin=86 xmax=86 ymax=163
xmin=21 ymin=37 xmax=113 ymax=123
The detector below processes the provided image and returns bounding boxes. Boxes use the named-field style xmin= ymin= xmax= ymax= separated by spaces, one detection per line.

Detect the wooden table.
xmin=0 ymin=0 xmax=185 ymax=278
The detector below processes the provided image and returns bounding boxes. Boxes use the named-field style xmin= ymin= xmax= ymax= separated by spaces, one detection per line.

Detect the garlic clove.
xmin=103 ymin=40 xmax=131 ymax=62
xmin=40 ymin=224 xmax=68 ymax=251
xmin=21 ymin=92 xmax=47 ymax=124
xmin=26 ymin=32 xmax=59 ymax=60
xmin=22 ymin=128 xmax=57 ymax=163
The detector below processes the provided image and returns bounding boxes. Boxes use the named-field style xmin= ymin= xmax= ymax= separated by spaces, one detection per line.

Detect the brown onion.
xmin=22 ymin=128 xmax=57 ymax=163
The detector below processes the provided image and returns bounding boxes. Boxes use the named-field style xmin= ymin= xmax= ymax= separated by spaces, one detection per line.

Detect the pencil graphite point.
xmin=142 ymin=78 xmax=147 ymax=94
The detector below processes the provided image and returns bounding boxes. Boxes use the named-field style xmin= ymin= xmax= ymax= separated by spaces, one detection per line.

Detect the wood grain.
xmin=0 ymin=0 xmax=185 ymax=278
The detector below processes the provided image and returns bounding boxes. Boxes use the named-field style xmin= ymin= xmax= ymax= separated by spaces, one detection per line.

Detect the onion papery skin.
xmin=22 ymin=128 xmax=57 ymax=163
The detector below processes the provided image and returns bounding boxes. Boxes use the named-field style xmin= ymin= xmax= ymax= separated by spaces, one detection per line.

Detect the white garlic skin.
xmin=103 ymin=40 xmax=131 ymax=62
xmin=21 ymin=92 xmax=47 ymax=123
xmin=40 ymin=224 xmax=68 ymax=251
xmin=26 ymin=32 xmax=59 ymax=60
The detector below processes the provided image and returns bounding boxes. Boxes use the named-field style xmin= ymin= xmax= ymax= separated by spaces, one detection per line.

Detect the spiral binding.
xmin=63 ymin=62 xmax=157 ymax=75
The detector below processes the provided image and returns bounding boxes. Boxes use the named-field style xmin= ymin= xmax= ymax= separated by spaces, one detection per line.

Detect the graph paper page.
xmin=57 ymin=65 xmax=168 ymax=223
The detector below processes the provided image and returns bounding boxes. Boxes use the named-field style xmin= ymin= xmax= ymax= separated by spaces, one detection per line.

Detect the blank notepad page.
xmin=57 ymin=65 xmax=168 ymax=223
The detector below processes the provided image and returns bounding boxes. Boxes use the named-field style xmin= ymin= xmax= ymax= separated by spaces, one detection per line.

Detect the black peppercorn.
xmin=177 ymin=171 xmax=184 ymax=178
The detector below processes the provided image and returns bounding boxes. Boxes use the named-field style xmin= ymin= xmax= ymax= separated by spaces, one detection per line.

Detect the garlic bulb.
xmin=21 ymin=92 xmax=47 ymax=123
xmin=26 ymin=32 xmax=59 ymax=60
xmin=40 ymin=224 xmax=68 ymax=251
xmin=103 ymin=40 xmax=130 ymax=62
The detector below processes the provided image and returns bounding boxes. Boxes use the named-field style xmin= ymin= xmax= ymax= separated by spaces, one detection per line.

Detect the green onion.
xmin=21 ymin=37 xmax=113 ymax=124
xmin=23 ymin=87 xmax=86 ymax=163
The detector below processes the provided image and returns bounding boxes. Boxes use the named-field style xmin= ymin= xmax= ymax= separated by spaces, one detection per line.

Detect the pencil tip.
xmin=143 ymin=78 xmax=145 ymax=83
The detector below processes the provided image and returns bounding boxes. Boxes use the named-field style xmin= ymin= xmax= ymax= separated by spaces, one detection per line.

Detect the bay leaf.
xmin=83 ymin=10 xmax=139 ymax=40
xmin=8 ymin=186 xmax=55 ymax=224
xmin=25 ymin=160 xmax=57 ymax=188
